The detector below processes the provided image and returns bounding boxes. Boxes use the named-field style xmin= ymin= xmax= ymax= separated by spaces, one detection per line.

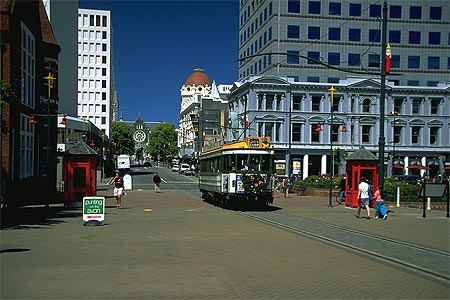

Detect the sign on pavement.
xmin=83 ymin=196 xmax=105 ymax=223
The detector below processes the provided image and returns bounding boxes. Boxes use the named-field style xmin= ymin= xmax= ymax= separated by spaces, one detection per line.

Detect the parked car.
xmin=183 ymin=168 xmax=195 ymax=176
xmin=394 ymin=175 xmax=423 ymax=185
xmin=171 ymin=164 xmax=180 ymax=172
xmin=178 ymin=163 xmax=191 ymax=174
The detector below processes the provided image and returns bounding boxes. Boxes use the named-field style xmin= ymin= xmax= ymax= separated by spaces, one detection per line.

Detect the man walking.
xmin=153 ymin=172 xmax=162 ymax=193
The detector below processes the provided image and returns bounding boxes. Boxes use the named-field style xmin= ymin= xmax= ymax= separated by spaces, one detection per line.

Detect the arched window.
xmin=362 ymin=98 xmax=371 ymax=113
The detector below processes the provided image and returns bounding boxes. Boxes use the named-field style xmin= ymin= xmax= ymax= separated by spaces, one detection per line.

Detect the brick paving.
xmin=1 ymin=188 xmax=449 ymax=300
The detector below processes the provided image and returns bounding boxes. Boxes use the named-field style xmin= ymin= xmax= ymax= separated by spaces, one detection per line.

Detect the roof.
xmin=65 ymin=141 xmax=98 ymax=156
xmin=346 ymin=147 xmax=378 ymax=161
xmin=38 ymin=0 xmax=58 ymax=45
xmin=184 ymin=68 xmax=211 ymax=87
xmin=0 ymin=0 xmax=58 ymax=46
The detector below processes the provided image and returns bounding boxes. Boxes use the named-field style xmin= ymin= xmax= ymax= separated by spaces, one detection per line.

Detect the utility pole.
xmin=378 ymin=0 xmax=388 ymax=188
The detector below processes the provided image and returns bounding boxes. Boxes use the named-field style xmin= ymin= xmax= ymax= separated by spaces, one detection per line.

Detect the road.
xmin=124 ymin=163 xmax=200 ymax=196
xmin=1 ymin=164 xmax=449 ymax=299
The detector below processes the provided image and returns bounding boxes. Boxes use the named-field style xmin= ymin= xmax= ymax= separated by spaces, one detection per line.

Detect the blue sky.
xmin=78 ymin=0 xmax=239 ymax=125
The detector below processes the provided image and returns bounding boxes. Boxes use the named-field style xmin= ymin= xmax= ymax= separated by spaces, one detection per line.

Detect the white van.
xmin=178 ymin=163 xmax=191 ymax=174
xmin=117 ymin=155 xmax=130 ymax=170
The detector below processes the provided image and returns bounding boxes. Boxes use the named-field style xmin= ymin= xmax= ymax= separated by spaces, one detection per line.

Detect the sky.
xmin=78 ymin=0 xmax=239 ymax=126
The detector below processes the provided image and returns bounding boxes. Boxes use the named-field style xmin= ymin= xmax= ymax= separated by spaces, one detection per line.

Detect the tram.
xmin=198 ymin=136 xmax=275 ymax=207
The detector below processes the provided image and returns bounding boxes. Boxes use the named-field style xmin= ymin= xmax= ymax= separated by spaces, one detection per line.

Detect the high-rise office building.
xmin=43 ymin=0 xmax=79 ymax=117
xmin=238 ymin=0 xmax=450 ymax=86
xmin=77 ymin=8 xmax=117 ymax=137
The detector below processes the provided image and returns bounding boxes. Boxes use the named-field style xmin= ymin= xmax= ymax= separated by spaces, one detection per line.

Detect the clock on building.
xmin=133 ymin=130 xmax=146 ymax=143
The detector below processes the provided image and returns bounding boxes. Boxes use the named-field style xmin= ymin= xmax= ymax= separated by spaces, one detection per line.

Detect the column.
xmin=321 ymin=154 xmax=327 ymax=175
xmin=303 ymin=154 xmax=309 ymax=179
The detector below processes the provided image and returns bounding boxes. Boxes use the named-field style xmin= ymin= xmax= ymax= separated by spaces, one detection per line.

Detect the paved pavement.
xmin=1 ymin=187 xmax=449 ymax=300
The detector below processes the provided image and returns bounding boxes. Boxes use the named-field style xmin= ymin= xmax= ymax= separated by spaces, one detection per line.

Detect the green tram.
xmin=198 ymin=136 xmax=275 ymax=207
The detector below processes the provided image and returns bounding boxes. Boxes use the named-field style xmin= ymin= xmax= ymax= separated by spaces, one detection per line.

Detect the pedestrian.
xmin=338 ymin=175 xmax=346 ymax=205
xmin=355 ymin=176 xmax=371 ymax=219
xmin=153 ymin=172 xmax=162 ymax=193
xmin=272 ymin=174 xmax=279 ymax=198
xmin=283 ymin=177 xmax=291 ymax=198
xmin=113 ymin=173 xmax=125 ymax=208
xmin=373 ymin=185 xmax=388 ymax=219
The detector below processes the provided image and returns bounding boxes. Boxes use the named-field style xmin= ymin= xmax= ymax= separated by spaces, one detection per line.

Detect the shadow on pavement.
xmin=1 ymin=206 xmax=81 ymax=230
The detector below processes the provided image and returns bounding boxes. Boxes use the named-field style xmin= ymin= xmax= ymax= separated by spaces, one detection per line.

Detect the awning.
xmin=392 ymin=164 xmax=404 ymax=169
xmin=407 ymin=164 xmax=431 ymax=170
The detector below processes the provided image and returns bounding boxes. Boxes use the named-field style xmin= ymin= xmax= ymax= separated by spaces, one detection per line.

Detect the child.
xmin=374 ymin=185 xmax=388 ymax=219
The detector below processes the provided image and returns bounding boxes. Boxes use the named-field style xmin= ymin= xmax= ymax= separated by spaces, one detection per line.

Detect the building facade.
xmin=1 ymin=0 xmax=61 ymax=206
xmin=43 ymin=0 xmax=79 ymax=117
xmin=227 ymin=75 xmax=450 ymax=179
xmin=121 ymin=116 xmax=161 ymax=164
xmin=238 ymin=0 xmax=450 ymax=86
xmin=77 ymin=8 xmax=117 ymax=138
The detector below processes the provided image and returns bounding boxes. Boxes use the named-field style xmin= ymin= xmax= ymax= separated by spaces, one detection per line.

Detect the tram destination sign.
xmin=249 ymin=138 xmax=260 ymax=148
xmin=83 ymin=196 xmax=105 ymax=222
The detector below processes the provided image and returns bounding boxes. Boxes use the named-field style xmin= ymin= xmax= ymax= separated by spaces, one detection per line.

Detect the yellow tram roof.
xmin=201 ymin=136 xmax=271 ymax=156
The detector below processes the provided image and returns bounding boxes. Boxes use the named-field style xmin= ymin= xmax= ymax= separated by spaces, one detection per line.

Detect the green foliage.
xmin=299 ymin=174 xmax=341 ymax=188
xmin=1 ymin=80 xmax=16 ymax=105
xmin=146 ymin=122 xmax=178 ymax=159
xmin=111 ymin=122 xmax=135 ymax=155
xmin=335 ymin=148 xmax=348 ymax=167
xmin=383 ymin=180 xmax=447 ymax=202
xmin=296 ymin=174 xmax=447 ymax=203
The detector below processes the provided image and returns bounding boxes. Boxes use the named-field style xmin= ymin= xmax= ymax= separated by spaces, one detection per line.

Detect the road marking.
xmin=185 ymin=209 xmax=197 ymax=212
xmin=143 ymin=209 xmax=153 ymax=212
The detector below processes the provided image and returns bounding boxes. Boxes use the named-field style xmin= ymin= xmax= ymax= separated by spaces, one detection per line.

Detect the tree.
xmin=111 ymin=122 xmax=135 ymax=155
xmin=147 ymin=122 xmax=178 ymax=161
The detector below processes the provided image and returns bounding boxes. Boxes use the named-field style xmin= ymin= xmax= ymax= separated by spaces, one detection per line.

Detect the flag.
xmin=385 ymin=43 xmax=391 ymax=74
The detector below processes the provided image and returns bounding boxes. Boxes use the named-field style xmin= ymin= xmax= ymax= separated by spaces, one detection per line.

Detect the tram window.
xmin=224 ymin=155 xmax=235 ymax=171
xmin=249 ymin=157 xmax=259 ymax=171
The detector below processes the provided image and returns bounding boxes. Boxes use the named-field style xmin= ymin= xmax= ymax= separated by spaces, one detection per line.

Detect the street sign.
xmin=83 ymin=196 xmax=105 ymax=223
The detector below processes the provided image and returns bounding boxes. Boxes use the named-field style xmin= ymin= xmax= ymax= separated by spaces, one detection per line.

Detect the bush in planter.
xmin=297 ymin=175 xmax=343 ymax=189
xmin=384 ymin=178 xmax=447 ymax=203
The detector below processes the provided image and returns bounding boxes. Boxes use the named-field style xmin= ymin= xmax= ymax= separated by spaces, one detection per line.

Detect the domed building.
xmin=178 ymin=68 xmax=231 ymax=159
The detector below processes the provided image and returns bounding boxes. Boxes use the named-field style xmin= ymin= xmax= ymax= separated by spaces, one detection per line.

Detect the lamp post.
xmin=328 ymin=86 xmax=336 ymax=208
xmin=390 ymin=110 xmax=398 ymax=174
xmin=378 ymin=0 xmax=388 ymax=188
xmin=44 ymin=72 xmax=55 ymax=178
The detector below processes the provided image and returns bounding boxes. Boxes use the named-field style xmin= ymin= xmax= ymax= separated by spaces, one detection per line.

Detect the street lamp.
xmin=326 ymin=86 xmax=348 ymax=208
xmin=390 ymin=110 xmax=398 ymax=174
xmin=328 ymin=86 xmax=336 ymax=208
xmin=28 ymin=72 xmax=56 ymax=178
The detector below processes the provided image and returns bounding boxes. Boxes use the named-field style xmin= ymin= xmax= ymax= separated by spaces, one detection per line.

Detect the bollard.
xmin=427 ymin=197 xmax=431 ymax=210
xmin=396 ymin=185 xmax=400 ymax=207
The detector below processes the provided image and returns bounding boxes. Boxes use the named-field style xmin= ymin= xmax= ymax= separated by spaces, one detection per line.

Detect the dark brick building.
xmin=1 ymin=0 xmax=60 ymax=206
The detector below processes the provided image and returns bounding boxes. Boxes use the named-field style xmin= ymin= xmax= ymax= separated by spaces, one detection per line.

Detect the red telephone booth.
xmin=345 ymin=148 xmax=379 ymax=208
xmin=63 ymin=141 xmax=98 ymax=206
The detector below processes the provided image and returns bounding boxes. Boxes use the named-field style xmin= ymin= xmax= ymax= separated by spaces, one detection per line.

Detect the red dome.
xmin=184 ymin=68 xmax=211 ymax=86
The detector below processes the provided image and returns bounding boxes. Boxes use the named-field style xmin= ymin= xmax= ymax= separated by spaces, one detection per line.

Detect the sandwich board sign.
xmin=83 ymin=196 xmax=105 ymax=225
